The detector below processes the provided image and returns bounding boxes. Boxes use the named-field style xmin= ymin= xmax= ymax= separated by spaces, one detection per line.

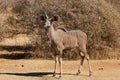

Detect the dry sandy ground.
xmin=0 ymin=59 xmax=120 ymax=80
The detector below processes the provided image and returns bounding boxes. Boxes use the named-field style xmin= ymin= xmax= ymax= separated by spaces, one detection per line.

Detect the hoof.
xmin=59 ymin=75 xmax=62 ymax=79
xmin=76 ymin=70 xmax=81 ymax=75
xmin=52 ymin=74 xmax=56 ymax=77
xmin=76 ymin=72 xmax=80 ymax=75
xmin=89 ymin=72 xmax=92 ymax=77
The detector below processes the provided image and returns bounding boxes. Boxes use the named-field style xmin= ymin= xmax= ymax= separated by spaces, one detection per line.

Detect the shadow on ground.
xmin=0 ymin=72 xmax=89 ymax=77
xmin=0 ymin=53 xmax=31 ymax=59
xmin=0 ymin=72 xmax=53 ymax=77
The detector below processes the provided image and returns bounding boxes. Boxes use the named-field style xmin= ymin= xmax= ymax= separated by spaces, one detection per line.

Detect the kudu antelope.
xmin=40 ymin=13 xmax=92 ymax=78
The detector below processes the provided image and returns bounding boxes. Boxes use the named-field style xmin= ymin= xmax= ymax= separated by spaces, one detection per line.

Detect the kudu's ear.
xmin=40 ymin=16 xmax=45 ymax=21
xmin=51 ymin=15 xmax=59 ymax=21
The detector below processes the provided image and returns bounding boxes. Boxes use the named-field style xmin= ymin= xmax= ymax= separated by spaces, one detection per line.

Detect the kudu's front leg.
xmin=58 ymin=56 xmax=62 ymax=78
xmin=53 ymin=56 xmax=58 ymax=77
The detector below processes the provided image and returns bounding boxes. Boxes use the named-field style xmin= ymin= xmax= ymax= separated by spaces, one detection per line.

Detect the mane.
xmin=57 ymin=27 xmax=67 ymax=32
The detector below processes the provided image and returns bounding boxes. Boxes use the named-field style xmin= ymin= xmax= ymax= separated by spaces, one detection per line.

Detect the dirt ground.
xmin=0 ymin=59 xmax=120 ymax=80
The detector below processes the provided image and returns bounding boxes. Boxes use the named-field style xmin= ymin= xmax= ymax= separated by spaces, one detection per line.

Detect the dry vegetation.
xmin=0 ymin=0 xmax=120 ymax=59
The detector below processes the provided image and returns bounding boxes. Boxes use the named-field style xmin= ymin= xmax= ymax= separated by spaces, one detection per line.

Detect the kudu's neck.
xmin=48 ymin=24 xmax=55 ymax=40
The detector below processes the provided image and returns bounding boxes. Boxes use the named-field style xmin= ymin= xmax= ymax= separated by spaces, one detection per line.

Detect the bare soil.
xmin=0 ymin=59 xmax=120 ymax=80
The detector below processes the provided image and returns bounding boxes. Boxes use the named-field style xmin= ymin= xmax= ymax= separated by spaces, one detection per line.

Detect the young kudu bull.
xmin=40 ymin=13 xmax=92 ymax=78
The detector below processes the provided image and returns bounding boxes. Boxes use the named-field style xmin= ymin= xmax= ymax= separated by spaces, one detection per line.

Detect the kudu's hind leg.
xmin=77 ymin=52 xmax=85 ymax=75
xmin=86 ymin=54 xmax=92 ymax=76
